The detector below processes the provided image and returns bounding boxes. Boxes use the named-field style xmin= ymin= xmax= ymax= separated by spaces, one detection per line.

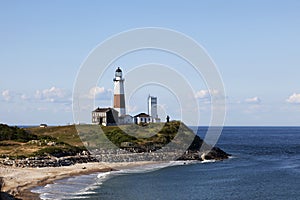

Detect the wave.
xmin=31 ymin=173 xmax=101 ymax=200
xmin=94 ymin=161 xmax=199 ymax=186
xmin=115 ymin=160 xmax=199 ymax=174
xmin=32 ymin=160 xmax=207 ymax=200
xmin=201 ymin=159 xmax=217 ymax=163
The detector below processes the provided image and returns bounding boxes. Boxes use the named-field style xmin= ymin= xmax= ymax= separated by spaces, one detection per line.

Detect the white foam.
xmin=65 ymin=196 xmax=89 ymax=199
xmin=33 ymin=160 xmax=204 ymax=199
xmin=201 ymin=159 xmax=217 ymax=163
xmin=111 ymin=160 xmax=199 ymax=175
xmin=97 ymin=171 xmax=112 ymax=179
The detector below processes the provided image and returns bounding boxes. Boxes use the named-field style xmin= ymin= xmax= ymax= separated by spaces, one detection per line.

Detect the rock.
xmin=0 ymin=192 xmax=19 ymax=200
xmin=177 ymin=135 xmax=230 ymax=161
xmin=204 ymin=147 xmax=231 ymax=160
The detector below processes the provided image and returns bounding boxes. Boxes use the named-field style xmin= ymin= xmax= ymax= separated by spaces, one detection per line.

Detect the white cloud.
xmin=1 ymin=89 xmax=33 ymax=102
xmin=286 ymin=93 xmax=300 ymax=104
xmin=35 ymin=86 xmax=70 ymax=103
xmin=244 ymin=97 xmax=261 ymax=104
xmin=195 ymin=89 xmax=220 ymax=99
xmin=88 ymin=86 xmax=112 ymax=100
xmin=20 ymin=94 xmax=29 ymax=100
xmin=2 ymin=90 xmax=13 ymax=101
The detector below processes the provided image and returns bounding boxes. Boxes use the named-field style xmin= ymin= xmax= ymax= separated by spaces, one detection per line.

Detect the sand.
xmin=0 ymin=161 xmax=158 ymax=200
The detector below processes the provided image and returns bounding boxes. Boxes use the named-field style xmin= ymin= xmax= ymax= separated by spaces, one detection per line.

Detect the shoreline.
xmin=0 ymin=161 xmax=160 ymax=200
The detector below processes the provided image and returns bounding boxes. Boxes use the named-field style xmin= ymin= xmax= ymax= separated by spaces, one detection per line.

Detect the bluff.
xmin=0 ymin=121 xmax=230 ymax=166
xmin=79 ymin=121 xmax=230 ymax=161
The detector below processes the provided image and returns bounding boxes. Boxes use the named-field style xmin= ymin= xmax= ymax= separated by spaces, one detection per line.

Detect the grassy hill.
xmin=76 ymin=121 xmax=198 ymax=153
xmin=26 ymin=125 xmax=82 ymax=146
xmin=0 ymin=121 xmax=229 ymax=160
xmin=0 ymin=124 xmax=85 ymax=159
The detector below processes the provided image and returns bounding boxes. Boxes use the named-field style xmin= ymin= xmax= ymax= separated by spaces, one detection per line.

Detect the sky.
xmin=0 ymin=1 xmax=300 ymax=126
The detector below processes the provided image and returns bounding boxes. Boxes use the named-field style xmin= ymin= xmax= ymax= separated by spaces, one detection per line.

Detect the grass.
xmin=0 ymin=141 xmax=44 ymax=158
xmin=26 ymin=125 xmax=82 ymax=146
xmin=0 ymin=124 xmax=84 ymax=158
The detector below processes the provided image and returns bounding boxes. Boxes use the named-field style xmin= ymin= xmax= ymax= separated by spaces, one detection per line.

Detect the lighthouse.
xmin=113 ymin=67 xmax=126 ymax=116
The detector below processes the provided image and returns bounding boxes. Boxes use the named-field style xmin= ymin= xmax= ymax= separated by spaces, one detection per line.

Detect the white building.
xmin=92 ymin=107 xmax=118 ymax=126
xmin=134 ymin=113 xmax=151 ymax=124
xmin=148 ymin=95 xmax=161 ymax=123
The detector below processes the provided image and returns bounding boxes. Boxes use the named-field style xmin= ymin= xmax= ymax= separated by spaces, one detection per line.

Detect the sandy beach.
xmin=0 ymin=161 xmax=157 ymax=200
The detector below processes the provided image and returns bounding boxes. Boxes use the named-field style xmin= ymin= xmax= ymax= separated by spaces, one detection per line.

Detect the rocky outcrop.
xmin=177 ymin=135 xmax=231 ymax=161
xmin=201 ymin=147 xmax=230 ymax=160
xmin=177 ymin=147 xmax=230 ymax=161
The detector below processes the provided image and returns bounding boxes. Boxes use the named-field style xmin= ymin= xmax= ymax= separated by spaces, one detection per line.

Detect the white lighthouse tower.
xmin=148 ymin=95 xmax=160 ymax=123
xmin=148 ymin=95 xmax=158 ymax=119
xmin=113 ymin=67 xmax=126 ymax=116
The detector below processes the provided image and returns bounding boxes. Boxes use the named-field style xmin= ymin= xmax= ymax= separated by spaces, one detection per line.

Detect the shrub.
xmin=0 ymin=124 xmax=37 ymax=142
xmin=105 ymin=129 xmax=137 ymax=146
xmin=33 ymin=146 xmax=86 ymax=157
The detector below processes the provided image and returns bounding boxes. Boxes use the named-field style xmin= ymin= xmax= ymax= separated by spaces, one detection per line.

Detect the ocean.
xmin=32 ymin=127 xmax=300 ymax=200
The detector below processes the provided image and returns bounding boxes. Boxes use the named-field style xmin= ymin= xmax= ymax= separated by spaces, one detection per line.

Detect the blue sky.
xmin=0 ymin=1 xmax=300 ymax=125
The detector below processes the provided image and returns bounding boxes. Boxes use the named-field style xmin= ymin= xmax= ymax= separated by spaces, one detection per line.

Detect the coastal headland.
xmin=0 ymin=121 xmax=230 ymax=199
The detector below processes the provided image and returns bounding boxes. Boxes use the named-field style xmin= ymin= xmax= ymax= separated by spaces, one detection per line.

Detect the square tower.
xmin=148 ymin=95 xmax=158 ymax=120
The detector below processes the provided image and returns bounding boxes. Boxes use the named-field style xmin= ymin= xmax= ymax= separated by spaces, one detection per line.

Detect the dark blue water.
xmin=33 ymin=127 xmax=300 ymax=200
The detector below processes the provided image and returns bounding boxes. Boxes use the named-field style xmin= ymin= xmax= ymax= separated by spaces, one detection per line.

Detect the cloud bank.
xmin=195 ymin=89 xmax=220 ymax=100
xmin=244 ymin=97 xmax=261 ymax=104
xmin=2 ymin=90 xmax=12 ymax=101
xmin=286 ymin=93 xmax=300 ymax=104
xmin=35 ymin=86 xmax=70 ymax=103
xmin=87 ymin=86 xmax=112 ymax=100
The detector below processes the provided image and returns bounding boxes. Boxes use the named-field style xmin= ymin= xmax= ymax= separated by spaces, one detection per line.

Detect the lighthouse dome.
xmin=114 ymin=67 xmax=123 ymax=79
xmin=116 ymin=67 xmax=122 ymax=72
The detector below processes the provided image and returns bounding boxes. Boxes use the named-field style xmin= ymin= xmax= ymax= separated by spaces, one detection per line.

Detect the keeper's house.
xmin=92 ymin=107 xmax=118 ymax=126
xmin=134 ymin=113 xmax=151 ymax=124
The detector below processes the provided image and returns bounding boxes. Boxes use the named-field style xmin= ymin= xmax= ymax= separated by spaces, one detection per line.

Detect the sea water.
xmin=32 ymin=127 xmax=300 ymax=200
